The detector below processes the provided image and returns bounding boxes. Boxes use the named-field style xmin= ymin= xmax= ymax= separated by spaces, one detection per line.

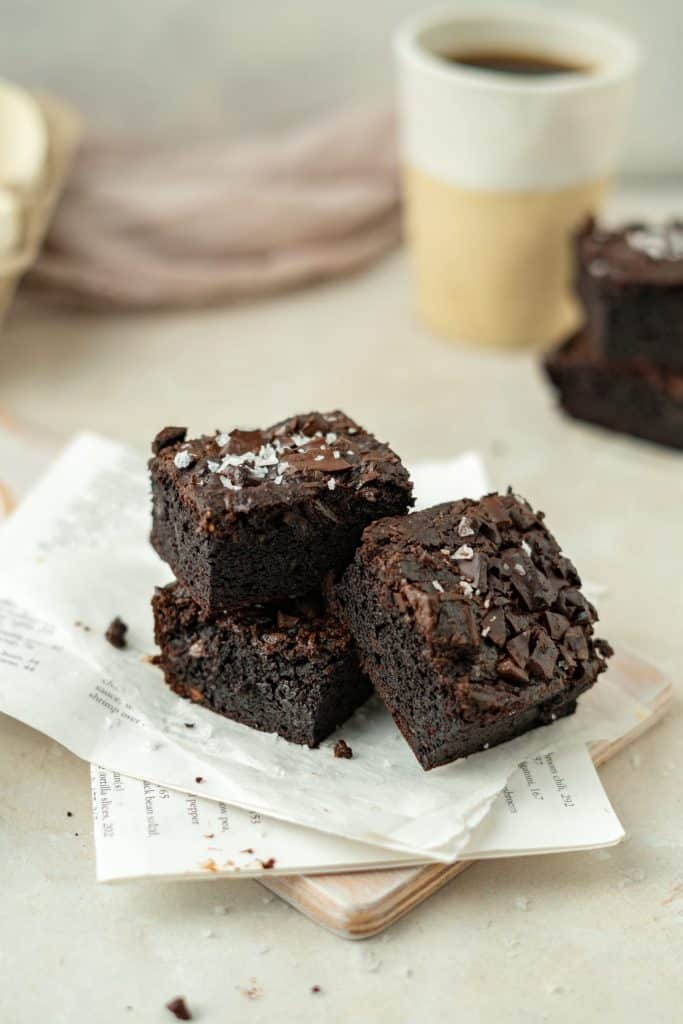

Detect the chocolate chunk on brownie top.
xmin=152 ymin=583 xmax=372 ymax=747
xmin=545 ymin=330 xmax=683 ymax=451
xmin=150 ymin=411 xmax=413 ymax=613
xmin=334 ymin=492 xmax=612 ymax=770
xmin=578 ymin=220 xmax=683 ymax=371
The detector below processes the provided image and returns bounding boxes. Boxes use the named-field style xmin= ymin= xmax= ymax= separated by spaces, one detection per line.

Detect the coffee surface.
xmin=442 ymin=50 xmax=589 ymax=77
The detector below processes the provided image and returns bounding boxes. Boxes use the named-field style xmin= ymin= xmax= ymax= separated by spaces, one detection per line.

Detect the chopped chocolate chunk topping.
xmin=506 ymin=630 xmax=530 ymax=668
xmin=105 ymin=616 xmax=128 ymax=649
xmin=528 ymin=629 xmax=559 ymax=681
xmin=497 ymin=656 xmax=529 ymax=686
xmin=545 ymin=611 xmax=570 ymax=640
xmin=481 ymin=610 xmax=506 ymax=647
xmin=345 ymin=490 xmax=611 ymax=696
xmin=334 ymin=738 xmax=353 ymax=759
xmin=166 ymin=996 xmax=192 ymax=1020
xmin=152 ymin=426 xmax=187 ymax=455
xmin=227 ymin=428 xmax=264 ymax=454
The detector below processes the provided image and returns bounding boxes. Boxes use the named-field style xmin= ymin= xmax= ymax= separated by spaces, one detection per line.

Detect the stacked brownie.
xmin=545 ymin=220 xmax=683 ymax=449
xmin=149 ymin=411 xmax=414 ymax=746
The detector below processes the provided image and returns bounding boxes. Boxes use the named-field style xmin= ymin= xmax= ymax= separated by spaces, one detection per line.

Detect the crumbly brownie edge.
xmin=152 ymin=585 xmax=372 ymax=746
xmin=335 ymin=560 xmax=601 ymax=769
xmin=151 ymin=470 xmax=411 ymax=611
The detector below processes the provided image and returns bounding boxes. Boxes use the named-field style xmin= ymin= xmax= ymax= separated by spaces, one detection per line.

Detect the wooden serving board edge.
xmin=259 ymin=653 xmax=672 ymax=939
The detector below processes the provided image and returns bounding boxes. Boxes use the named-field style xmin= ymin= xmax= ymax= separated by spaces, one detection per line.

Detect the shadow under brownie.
xmin=152 ymin=583 xmax=372 ymax=747
xmin=149 ymin=411 xmax=413 ymax=614
xmin=333 ymin=492 xmax=612 ymax=770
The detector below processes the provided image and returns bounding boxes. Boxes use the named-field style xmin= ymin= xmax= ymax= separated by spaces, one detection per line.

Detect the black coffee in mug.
xmin=443 ymin=50 xmax=590 ymax=76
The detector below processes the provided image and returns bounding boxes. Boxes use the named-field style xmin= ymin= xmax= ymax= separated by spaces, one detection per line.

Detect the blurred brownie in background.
xmin=544 ymin=219 xmax=683 ymax=449
xmin=545 ymin=329 xmax=683 ymax=450
xmin=578 ymin=219 xmax=683 ymax=371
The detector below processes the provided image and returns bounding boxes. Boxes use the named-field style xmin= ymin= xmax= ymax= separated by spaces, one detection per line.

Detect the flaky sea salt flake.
xmin=220 ymin=476 xmax=242 ymax=491
xmin=173 ymin=450 xmax=195 ymax=470
xmin=457 ymin=517 xmax=475 ymax=537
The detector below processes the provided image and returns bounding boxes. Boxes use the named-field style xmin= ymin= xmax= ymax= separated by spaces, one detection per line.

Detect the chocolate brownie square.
xmin=545 ymin=330 xmax=683 ymax=450
xmin=334 ymin=492 xmax=612 ymax=770
xmin=578 ymin=219 xmax=683 ymax=371
xmin=152 ymin=583 xmax=372 ymax=746
xmin=150 ymin=411 xmax=413 ymax=614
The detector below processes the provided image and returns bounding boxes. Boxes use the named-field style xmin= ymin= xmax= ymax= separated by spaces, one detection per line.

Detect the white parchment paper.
xmin=91 ymin=744 xmax=624 ymax=882
xmin=0 ymin=434 xmax=648 ymax=860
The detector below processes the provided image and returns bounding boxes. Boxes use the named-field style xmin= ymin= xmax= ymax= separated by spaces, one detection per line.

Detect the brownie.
xmin=333 ymin=492 xmax=612 ymax=770
xmin=545 ymin=330 xmax=683 ymax=450
xmin=578 ymin=219 xmax=683 ymax=371
xmin=150 ymin=411 xmax=413 ymax=613
xmin=152 ymin=583 xmax=372 ymax=746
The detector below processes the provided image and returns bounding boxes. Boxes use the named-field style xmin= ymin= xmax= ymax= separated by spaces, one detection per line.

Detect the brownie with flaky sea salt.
xmin=578 ymin=219 xmax=683 ymax=370
xmin=333 ymin=492 xmax=612 ymax=770
xmin=152 ymin=583 xmax=372 ymax=746
xmin=149 ymin=412 xmax=413 ymax=614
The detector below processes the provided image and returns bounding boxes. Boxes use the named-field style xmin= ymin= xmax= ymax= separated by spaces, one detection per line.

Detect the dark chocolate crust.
xmin=545 ymin=330 xmax=683 ymax=450
xmin=578 ymin=220 xmax=683 ymax=371
xmin=333 ymin=492 xmax=611 ymax=770
xmin=149 ymin=411 xmax=413 ymax=613
xmin=152 ymin=583 xmax=372 ymax=747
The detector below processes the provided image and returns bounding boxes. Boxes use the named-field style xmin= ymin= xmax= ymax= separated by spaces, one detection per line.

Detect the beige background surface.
xmin=0 ymin=186 xmax=682 ymax=1021
xmin=1 ymin=0 xmax=683 ymax=175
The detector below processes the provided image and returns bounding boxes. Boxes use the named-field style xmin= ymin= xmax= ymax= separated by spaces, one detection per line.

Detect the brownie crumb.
xmin=166 ymin=996 xmax=192 ymax=1020
xmin=66 ymin=811 xmax=73 ymax=817
xmin=311 ymin=985 xmax=322 ymax=994
xmin=195 ymin=776 xmax=203 ymax=784
xmin=153 ymin=426 xmax=187 ymax=455
xmin=260 ymin=857 xmax=276 ymax=869
xmin=334 ymin=739 xmax=353 ymax=759
xmin=105 ymin=617 xmax=128 ymax=649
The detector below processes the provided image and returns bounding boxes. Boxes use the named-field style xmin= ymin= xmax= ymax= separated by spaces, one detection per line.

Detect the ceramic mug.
xmin=394 ymin=5 xmax=639 ymax=349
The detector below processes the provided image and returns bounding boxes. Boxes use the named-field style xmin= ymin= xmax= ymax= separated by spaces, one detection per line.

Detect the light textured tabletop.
xmin=1 ymin=188 xmax=682 ymax=1023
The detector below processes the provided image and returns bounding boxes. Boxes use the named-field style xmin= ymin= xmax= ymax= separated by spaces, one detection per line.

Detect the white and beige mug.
xmin=394 ymin=5 xmax=639 ymax=349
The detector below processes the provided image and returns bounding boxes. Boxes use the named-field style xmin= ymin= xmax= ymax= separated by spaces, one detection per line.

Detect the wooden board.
xmin=260 ymin=652 xmax=672 ymax=939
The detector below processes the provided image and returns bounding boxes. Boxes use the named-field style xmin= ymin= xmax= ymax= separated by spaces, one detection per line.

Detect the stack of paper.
xmin=0 ymin=430 xmax=647 ymax=882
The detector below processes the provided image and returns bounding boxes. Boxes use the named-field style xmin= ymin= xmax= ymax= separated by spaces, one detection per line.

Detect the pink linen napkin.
xmin=25 ymin=104 xmax=401 ymax=309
